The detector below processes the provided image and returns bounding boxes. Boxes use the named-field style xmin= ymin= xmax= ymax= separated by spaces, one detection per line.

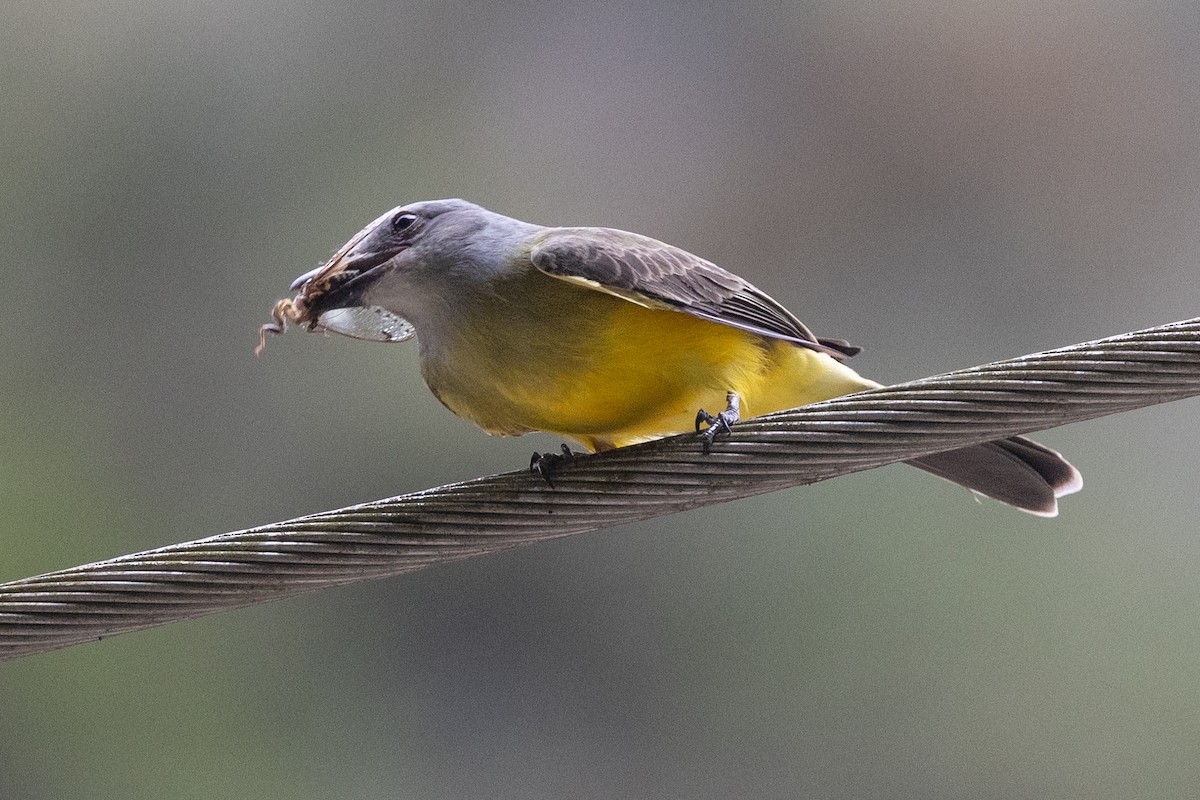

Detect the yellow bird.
xmin=261 ymin=199 xmax=1081 ymax=515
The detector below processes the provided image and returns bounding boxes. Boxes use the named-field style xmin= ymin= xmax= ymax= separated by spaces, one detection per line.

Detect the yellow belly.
xmin=420 ymin=273 xmax=877 ymax=451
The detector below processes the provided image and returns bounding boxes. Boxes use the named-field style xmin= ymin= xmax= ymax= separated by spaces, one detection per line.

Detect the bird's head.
xmin=257 ymin=199 xmax=523 ymax=352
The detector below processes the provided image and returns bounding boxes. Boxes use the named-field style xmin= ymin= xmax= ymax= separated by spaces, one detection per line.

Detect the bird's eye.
xmin=391 ymin=212 xmax=418 ymax=232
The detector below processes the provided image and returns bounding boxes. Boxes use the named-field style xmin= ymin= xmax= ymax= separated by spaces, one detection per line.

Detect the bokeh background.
xmin=3 ymin=1 xmax=1199 ymax=797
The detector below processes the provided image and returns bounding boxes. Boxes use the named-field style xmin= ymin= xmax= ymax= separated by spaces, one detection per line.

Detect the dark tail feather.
xmin=907 ymin=436 xmax=1083 ymax=517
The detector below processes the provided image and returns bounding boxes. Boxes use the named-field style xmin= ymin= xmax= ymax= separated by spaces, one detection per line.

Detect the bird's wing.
xmin=529 ymin=227 xmax=860 ymax=359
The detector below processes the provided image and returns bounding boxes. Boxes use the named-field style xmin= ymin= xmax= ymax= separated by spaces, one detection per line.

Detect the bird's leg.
xmin=695 ymin=391 xmax=741 ymax=453
xmin=530 ymin=443 xmax=575 ymax=487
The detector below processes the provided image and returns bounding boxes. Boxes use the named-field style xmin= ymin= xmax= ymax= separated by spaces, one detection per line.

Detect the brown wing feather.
xmin=529 ymin=227 xmax=860 ymax=359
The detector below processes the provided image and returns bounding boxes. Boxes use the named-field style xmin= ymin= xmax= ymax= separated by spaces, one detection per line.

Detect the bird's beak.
xmin=267 ymin=210 xmax=415 ymax=346
xmin=289 ymin=211 xmax=404 ymax=295
xmin=289 ymin=266 xmax=323 ymax=291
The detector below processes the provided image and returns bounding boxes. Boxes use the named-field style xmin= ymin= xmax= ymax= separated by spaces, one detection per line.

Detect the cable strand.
xmin=2 ymin=317 xmax=1199 ymax=661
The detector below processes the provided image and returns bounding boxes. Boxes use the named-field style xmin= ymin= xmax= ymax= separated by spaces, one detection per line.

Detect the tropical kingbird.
xmin=260 ymin=199 xmax=1081 ymax=515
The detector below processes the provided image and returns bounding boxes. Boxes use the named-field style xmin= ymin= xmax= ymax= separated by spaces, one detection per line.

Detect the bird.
xmin=260 ymin=198 xmax=1081 ymax=516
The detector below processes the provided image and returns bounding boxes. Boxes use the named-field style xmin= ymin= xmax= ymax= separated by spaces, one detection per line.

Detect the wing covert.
xmin=529 ymin=227 xmax=860 ymax=359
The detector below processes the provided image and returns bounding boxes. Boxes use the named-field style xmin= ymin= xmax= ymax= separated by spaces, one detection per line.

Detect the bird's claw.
xmin=697 ymin=411 xmax=736 ymax=453
xmin=530 ymin=444 xmax=575 ymax=487
xmin=695 ymin=392 xmax=741 ymax=453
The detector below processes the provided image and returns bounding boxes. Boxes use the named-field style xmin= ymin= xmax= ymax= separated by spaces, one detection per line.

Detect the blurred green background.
xmin=3 ymin=0 xmax=1199 ymax=797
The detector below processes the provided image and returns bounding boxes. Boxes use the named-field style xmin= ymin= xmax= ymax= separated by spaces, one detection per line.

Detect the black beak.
xmin=290 ymin=243 xmax=405 ymax=292
xmin=290 ymin=266 xmax=323 ymax=291
xmin=288 ymin=205 xmax=409 ymax=294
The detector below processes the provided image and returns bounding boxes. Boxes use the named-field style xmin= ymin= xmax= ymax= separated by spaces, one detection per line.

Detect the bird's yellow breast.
xmin=419 ymin=270 xmax=875 ymax=451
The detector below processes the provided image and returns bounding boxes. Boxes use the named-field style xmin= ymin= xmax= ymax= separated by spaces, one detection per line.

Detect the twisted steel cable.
xmin=3 ymin=318 xmax=1199 ymax=661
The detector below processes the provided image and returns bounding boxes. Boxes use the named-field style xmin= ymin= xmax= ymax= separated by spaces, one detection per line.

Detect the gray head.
xmin=287 ymin=199 xmax=542 ymax=335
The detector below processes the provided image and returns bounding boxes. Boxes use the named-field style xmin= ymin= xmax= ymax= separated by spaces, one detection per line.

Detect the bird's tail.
xmin=907 ymin=436 xmax=1083 ymax=517
xmin=761 ymin=346 xmax=1082 ymax=515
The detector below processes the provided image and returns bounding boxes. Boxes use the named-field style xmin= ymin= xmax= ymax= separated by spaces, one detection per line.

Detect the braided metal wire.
xmin=3 ymin=318 xmax=1199 ymax=661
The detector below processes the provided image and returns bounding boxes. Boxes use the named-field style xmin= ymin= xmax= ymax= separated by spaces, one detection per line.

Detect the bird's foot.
xmin=530 ymin=444 xmax=575 ymax=487
xmin=695 ymin=392 xmax=741 ymax=453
